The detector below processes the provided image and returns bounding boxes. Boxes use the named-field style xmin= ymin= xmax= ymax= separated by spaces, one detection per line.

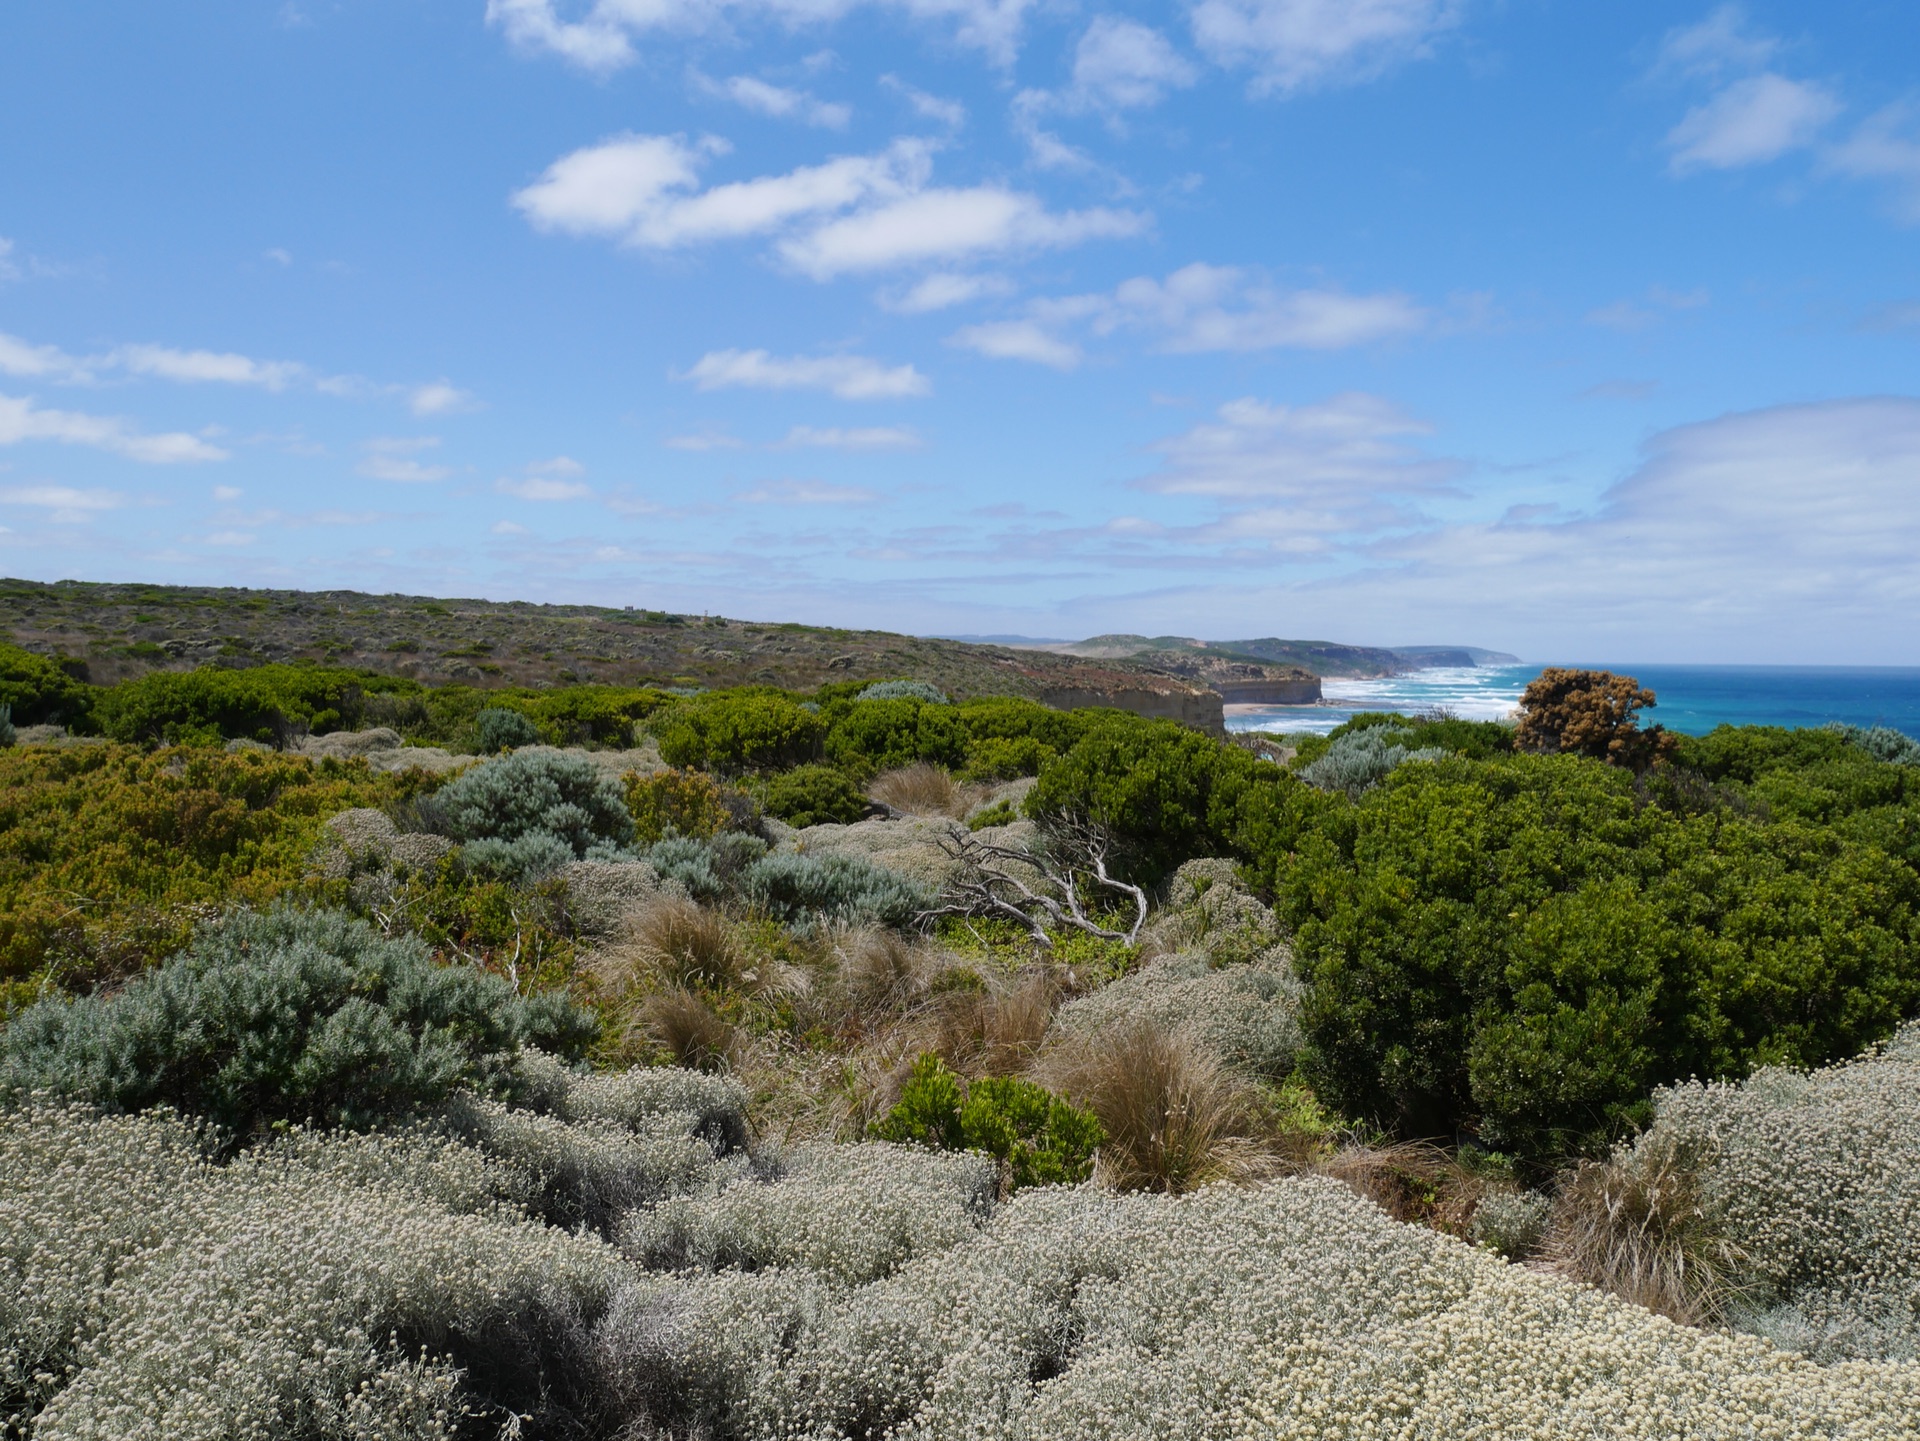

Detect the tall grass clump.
xmin=0 ymin=907 xmax=594 ymax=1137
xmin=870 ymin=762 xmax=969 ymax=818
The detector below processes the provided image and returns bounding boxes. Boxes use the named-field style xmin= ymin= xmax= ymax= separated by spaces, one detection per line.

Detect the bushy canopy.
xmin=432 ymin=748 xmax=635 ymax=856
xmin=0 ymin=907 xmax=595 ymax=1136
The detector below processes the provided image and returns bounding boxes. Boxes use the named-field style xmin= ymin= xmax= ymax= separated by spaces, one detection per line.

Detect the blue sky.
xmin=2 ymin=2 xmax=1918 ymax=661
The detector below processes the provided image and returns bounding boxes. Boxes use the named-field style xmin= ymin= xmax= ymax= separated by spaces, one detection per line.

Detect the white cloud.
xmin=1827 ymin=104 xmax=1920 ymax=224
xmin=0 ymin=393 xmax=227 ymax=464
xmin=1667 ymin=73 xmax=1839 ymax=172
xmin=1104 ymin=264 xmax=1428 ymax=350
xmin=493 ymin=519 xmax=531 ymax=534
xmin=680 ymin=349 xmax=930 ymax=399
xmin=202 ymin=530 xmax=257 ymax=546
xmin=0 ymin=484 xmax=129 ymax=523
xmin=778 ymin=187 xmax=1145 ymax=278
xmin=699 ymin=73 xmax=851 ymax=129
xmin=212 ymin=485 xmax=244 ymax=500
xmin=488 ymin=0 xmax=1038 ymax=71
xmin=776 ymin=424 xmax=922 ymax=450
xmin=882 ymin=75 xmax=966 ymax=128
xmin=515 ymin=133 xmax=1141 ymax=277
xmin=883 ymin=271 xmax=1015 ymax=312
xmin=111 ymin=344 xmax=303 ymax=390
xmin=410 ymin=380 xmax=479 ymax=415
xmin=1653 ymin=5 xmax=1778 ymax=80
xmin=949 ymin=320 xmax=1082 ymax=369
xmin=1069 ymin=17 xmax=1198 ymax=111
xmin=0 ymin=332 xmax=90 ymax=382
xmin=265 ymin=247 xmax=294 ymax=266
xmin=1190 ymin=0 xmax=1459 ymax=97
xmin=734 ymin=478 xmax=881 ymax=504
xmin=1585 ymin=284 xmax=1710 ymax=331
xmin=497 ymin=474 xmax=593 ymax=500
xmin=357 ymin=435 xmax=451 ymax=483
xmin=664 ymin=428 xmax=745 ymax=450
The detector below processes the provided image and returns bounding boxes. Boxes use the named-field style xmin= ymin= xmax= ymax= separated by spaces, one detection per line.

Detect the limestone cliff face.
xmin=1030 ymin=680 xmax=1227 ymax=737
xmin=1211 ymin=675 xmax=1322 ymax=704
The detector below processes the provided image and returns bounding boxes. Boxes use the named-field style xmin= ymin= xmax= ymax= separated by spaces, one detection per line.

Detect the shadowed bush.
xmin=472 ymin=706 xmax=542 ymax=752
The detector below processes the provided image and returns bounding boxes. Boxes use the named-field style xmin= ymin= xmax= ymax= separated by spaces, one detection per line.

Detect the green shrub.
xmin=823 ymin=696 xmax=968 ymax=776
xmin=625 ymin=767 xmax=731 ymax=845
xmin=1264 ymin=753 xmax=1920 ymax=1165
xmin=738 ymin=850 xmax=929 ymax=929
xmin=870 ymin=1053 xmax=1103 ymax=1190
xmin=763 ymin=764 xmax=867 ymax=827
xmin=0 ymin=907 xmax=596 ymax=1137
xmin=90 ymin=664 xmax=414 ymax=746
xmin=432 ymin=749 xmax=635 ymax=857
xmin=958 ymin=735 xmax=1055 ymax=782
xmin=472 ymin=706 xmax=542 ymax=752
xmin=0 ymin=641 xmax=92 ymax=728
xmin=651 ymin=690 xmax=827 ymax=773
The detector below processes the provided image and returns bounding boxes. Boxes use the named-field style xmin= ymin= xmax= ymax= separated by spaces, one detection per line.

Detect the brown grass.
xmin=869 ymin=763 xmax=975 ymax=819
xmin=1032 ymin=1020 xmax=1284 ymax=1193
xmin=605 ymin=895 xmax=805 ymax=1000
xmin=835 ymin=926 xmax=938 ymax=1018
xmin=641 ymin=986 xmax=738 ymax=1072
xmin=1319 ymin=1141 xmax=1487 ymax=1237
xmin=1541 ymin=1131 xmax=1747 ymax=1326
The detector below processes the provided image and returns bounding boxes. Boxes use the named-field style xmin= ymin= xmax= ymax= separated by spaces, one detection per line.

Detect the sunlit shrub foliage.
xmin=0 ymin=640 xmax=90 ymax=728
xmin=651 ymin=689 xmax=828 ymax=773
xmin=869 ymin=1053 xmax=1102 ymax=1190
xmin=90 ymin=664 xmax=417 ymax=746
xmin=762 ymin=763 xmax=868 ymax=827
xmin=623 ymin=767 xmax=730 ymax=845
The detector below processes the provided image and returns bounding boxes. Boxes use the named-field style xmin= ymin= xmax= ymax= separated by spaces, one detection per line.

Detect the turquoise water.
xmin=1225 ymin=664 xmax=1920 ymax=738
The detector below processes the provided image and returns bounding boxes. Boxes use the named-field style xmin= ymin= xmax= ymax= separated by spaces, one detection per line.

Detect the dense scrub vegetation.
xmin=2 ymin=656 xmax=1919 ymax=1436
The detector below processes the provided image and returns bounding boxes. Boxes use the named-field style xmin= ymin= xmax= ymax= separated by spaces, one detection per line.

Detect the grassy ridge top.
xmin=0 ymin=577 xmax=1236 ymax=702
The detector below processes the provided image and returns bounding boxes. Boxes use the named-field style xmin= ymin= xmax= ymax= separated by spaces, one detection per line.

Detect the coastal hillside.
xmin=1040 ymin=632 xmax=1519 ymax=678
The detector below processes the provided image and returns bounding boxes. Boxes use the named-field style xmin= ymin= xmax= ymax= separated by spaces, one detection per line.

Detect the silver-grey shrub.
xmin=1053 ymin=949 xmax=1302 ymax=1081
xmin=431 ymin=748 xmax=635 ymax=857
xmin=856 ymin=680 xmax=949 ymax=704
xmin=739 ymin=850 xmax=931 ymax=929
xmin=1299 ymin=725 xmax=1447 ymax=796
xmin=1632 ymin=1019 xmax=1920 ymax=1361
xmin=1825 ymin=722 xmax=1920 ymax=766
xmin=619 ymin=1142 xmax=996 ymax=1284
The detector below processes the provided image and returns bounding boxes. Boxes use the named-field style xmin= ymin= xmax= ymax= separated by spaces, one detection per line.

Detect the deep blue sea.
xmin=1225 ymin=664 xmax=1920 ymax=738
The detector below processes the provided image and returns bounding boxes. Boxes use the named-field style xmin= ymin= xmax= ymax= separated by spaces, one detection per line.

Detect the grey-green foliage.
xmin=856 ymin=679 xmax=949 ymax=704
xmin=1825 ymin=722 xmax=1920 ymax=767
xmin=472 ymin=705 xmax=542 ymax=752
xmin=1298 ymin=725 xmax=1447 ymax=797
xmin=1637 ymin=1019 xmax=1920 ymax=1362
xmin=1470 ymin=1189 xmax=1552 ymax=1260
xmin=1055 ymin=949 xmax=1302 ymax=1081
xmin=461 ymin=830 xmax=579 ymax=885
xmin=739 ymin=850 xmax=931 ymax=929
xmin=0 ymin=908 xmax=596 ymax=1138
xmin=433 ymin=748 xmax=635 ymax=860
xmin=644 ymin=831 xmax=771 ymax=903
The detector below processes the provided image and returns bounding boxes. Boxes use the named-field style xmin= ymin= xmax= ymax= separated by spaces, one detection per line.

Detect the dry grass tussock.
xmin=832 ymin=924 xmax=942 ymax=1020
xmin=1319 ymin=1140 xmax=1490 ymax=1237
xmin=642 ymin=986 xmax=739 ymax=1072
xmin=601 ymin=895 xmax=801 ymax=998
xmin=1543 ymin=1128 xmax=1748 ymax=1327
xmin=869 ymin=762 xmax=982 ymax=819
xmin=1034 ymin=1019 xmax=1290 ymax=1193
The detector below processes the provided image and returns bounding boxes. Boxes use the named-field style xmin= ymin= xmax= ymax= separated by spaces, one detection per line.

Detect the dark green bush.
xmin=0 ymin=642 xmax=92 ymax=728
xmin=0 ymin=907 xmax=595 ymax=1137
xmin=473 ymin=706 xmax=542 ymax=752
xmin=1262 ymin=753 xmax=1920 ymax=1165
xmin=90 ymin=664 xmax=414 ymax=746
xmin=763 ymin=764 xmax=868 ymax=827
xmin=651 ymin=690 xmax=827 ymax=773
xmin=870 ymin=1053 xmax=1103 ymax=1190
xmin=432 ymin=750 xmax=635 ymax=857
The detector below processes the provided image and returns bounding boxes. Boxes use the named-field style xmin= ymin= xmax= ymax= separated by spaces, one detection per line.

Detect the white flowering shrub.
xmin=1470 ymin=1189 xmax=1553 ymax=1260
xmin=1632 ymin=1020 xmax=1920 ymax=1362
xmin=620 ymin=1142 xmax=997 ymax=1284
xmin=1054 ymin=949 xmax=1302 ymax=1081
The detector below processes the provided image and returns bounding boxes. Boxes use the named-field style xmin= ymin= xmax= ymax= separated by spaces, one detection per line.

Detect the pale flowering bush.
xmin=620 ymin=1141 xmax=996 ymax=1284
xmin=1054 ymin=949 xmax=1302 ymax=1081
xmin=1629 ymin=1019 xmax=1920 ymax=1362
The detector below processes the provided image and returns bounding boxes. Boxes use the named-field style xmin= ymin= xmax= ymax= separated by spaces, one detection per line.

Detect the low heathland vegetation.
xmin=1 ymin=656 xmax=1917 ymax=1437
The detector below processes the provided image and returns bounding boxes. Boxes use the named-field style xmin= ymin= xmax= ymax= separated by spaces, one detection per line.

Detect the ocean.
xmin=1225 ymin=664 xmax=1920 ymax=738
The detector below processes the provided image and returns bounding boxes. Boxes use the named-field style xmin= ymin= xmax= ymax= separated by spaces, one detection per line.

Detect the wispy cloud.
xmin=0 ymin=483 xmax=130 ymax=522
xmin=734 ymin=478 xmax=882 ymax=505
xmin=356 ymin=435 xmax=451 ymax=483
xmin=679 ymin=349 xmax=930 ymax=399
xmin=776 ymin=425 xmax=922 ymax=450
xmin=496 ymin=455 xmax=591 ymax=499
xmin=111 ymin=344 xmax=304 ymax=390
xmin=1190 ymin=0 xmax=1460 ymax=97
xmin=1585 ymin=284 xmax=1710 ymax=331
xmin=1827 ymin=103 xmax=1920 ymax=224
xmin=950 ymin=320 xmax=1082 ymax=370
xmin=0 ymin=393 xmax=227 ymax=463
xmin=696 ymin=71 xmax=851 ymax=129
xmin=1667 ymin=73 xmax=1839 ymax=172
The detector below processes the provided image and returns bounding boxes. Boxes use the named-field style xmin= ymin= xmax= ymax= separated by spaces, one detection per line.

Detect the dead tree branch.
xmin=916 ymin=818 xmax=1147 ymax=948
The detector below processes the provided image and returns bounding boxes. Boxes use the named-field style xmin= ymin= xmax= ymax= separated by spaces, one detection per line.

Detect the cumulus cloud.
xmin=1827 ymin=104 xmax=1920 ymax=224
xmin=679 ymin=349 xmax=930 ymax=399
xmin=111 ymin=344 xmax=304 ymax=390
xmin=410 ymin=381 xmax=480 ymax=415
xmin=1068 ymin=17 xmax=1199 ymax=111
xmin=513 ymin=133 xmax=1142 ymax=276
xmin=952 ymin=264 xmax=1428 ymax=366
xmin=488 ymin=0 xmax=1037 ymax=71
xmin=0 ymin=393 xmax=227 ymax=464
xmin=1667 ymin=73 xmax=1839 ymax=172
xmin=698 ymin=73 xmax=851 ymax=129
xmin=949 ymin=320 xmax=1082 ymax=369
xmin=0 ymin=333 xmax=91 ymax=383
xmin=776 ymin=424 xmax=923 ymax=450
xmin=356 ymin=435 xmax=451 ymax=483
xmin=734 ymin=478 xmax=882 ymax=504
xmin=1189 ymin=0 xmax=1459 ymax=97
